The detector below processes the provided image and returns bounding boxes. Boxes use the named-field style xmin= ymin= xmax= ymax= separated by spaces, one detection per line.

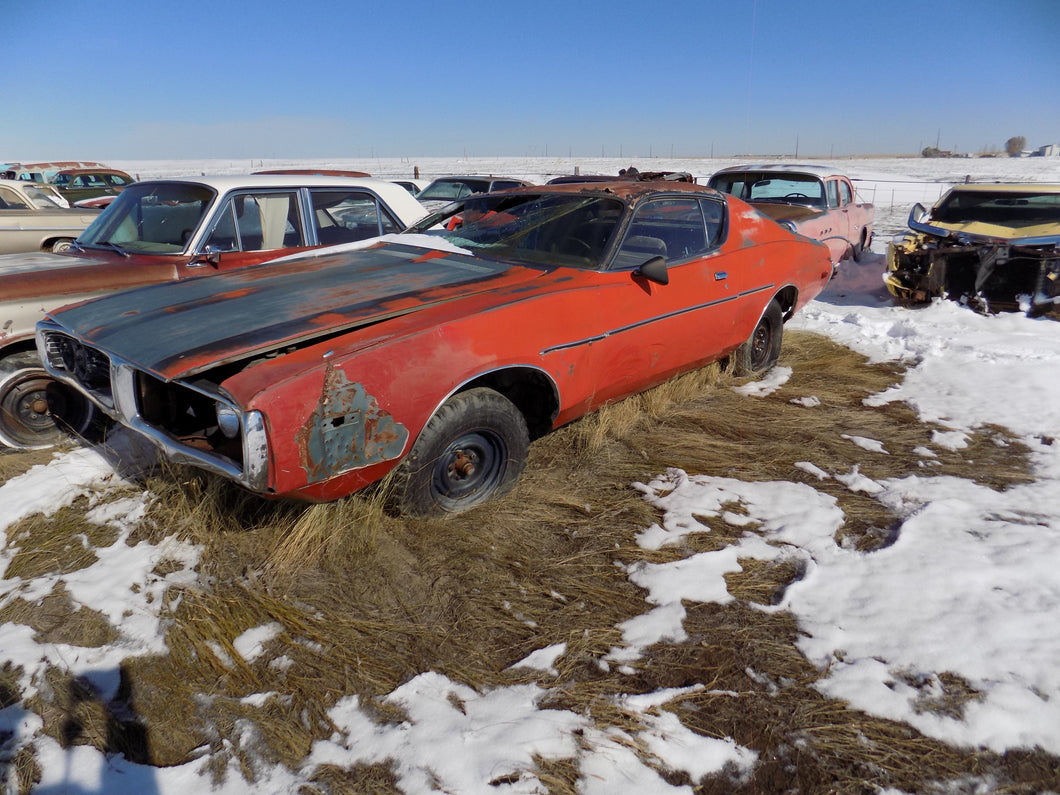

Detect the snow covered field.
xmin=2 ymin=155 xmax=1060 ymax=792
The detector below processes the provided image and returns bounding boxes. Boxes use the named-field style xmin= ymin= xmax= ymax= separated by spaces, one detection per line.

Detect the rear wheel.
xmin=395 ymin=387 xmax=529 ymax=516
xmin=50 ymin=238 xmax=74 ymax=253
xmin=0 ymin=352 xmax=97 ymax=450
xmin=732 ymin=299 xmax=784 ymax=377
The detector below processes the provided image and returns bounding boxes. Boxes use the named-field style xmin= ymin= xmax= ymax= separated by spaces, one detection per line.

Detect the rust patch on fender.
xmin=296 ymin=364 xmax=409 ymax=483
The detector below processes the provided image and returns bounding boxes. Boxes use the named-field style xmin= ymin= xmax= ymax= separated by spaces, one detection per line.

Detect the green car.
xmin=51 ymin=168 xmax=136 ymax=203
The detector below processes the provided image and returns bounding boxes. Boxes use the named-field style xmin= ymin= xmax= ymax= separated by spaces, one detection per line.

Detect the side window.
xmin=205 ymin=191 xmax=304 ymax=252
xmin=700 ymin=198 xmax=726 ymax=247
xmin=310 ymin=189 xmax=383 ymax=245
xmin=840 ymin=180 xmax=853 ymax=206
xmin=827 ymin=180 xmax=840 ymax=208
xmin=613 ymin=198 xmax=709 ymax=270
xmin=107 ymin=174 xmax=132 ymax=187
xmin=0 ymin=187 xmax=29 ymax=209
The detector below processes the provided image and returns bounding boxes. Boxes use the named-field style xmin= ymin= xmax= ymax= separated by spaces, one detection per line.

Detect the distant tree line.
xmin=923 ymin=136 xmax=1029 ymax=158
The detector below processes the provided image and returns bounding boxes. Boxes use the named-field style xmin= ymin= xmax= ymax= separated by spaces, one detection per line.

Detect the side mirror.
xmin=909 ymin=203 xmax=928 ymax=225
xmin=634 ymin=255 xmax=669 ymax=285
xmin=192 ymin=244 xmax=224 ymax=268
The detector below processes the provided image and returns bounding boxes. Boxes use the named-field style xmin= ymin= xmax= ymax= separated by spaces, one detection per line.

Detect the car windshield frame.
xmin=406 ymin=192 xmax=628 ymax=271
xmin=77 ymin=182 xmax=217 ymax=254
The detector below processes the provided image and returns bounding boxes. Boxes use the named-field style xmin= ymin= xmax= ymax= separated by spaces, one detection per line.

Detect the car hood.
xmin=926 ymin=218 xmax=1060 ymax=242
xmin=748 ymin=203 xmax=821 ymax=223
xmin=0 ymin=250 xmax=106 ymax=276
xmin=0 ymin=249 xmax=169 ymax=301
xmin=48 ymin=239 xmax=528 ymax=381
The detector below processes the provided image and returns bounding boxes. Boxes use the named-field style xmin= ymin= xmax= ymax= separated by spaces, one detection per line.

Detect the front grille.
xmin=42 ymin=331 xmax=114 ymax=405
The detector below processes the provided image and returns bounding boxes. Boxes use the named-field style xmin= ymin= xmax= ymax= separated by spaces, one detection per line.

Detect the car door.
xmin=827 ymin=178 xmax=852 ymax=254
xmin=576 ymin=195 xmax=748 ymax=406
xmin=195 ymin=189 xmax=310 ymax=273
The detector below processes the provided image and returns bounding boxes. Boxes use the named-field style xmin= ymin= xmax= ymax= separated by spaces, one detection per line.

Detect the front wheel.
xmin=394 ymin=387 xmax=529 ymax=516
xmin=0 ymin=352 xmax=97 ymax=450
xmin=851 ymin=229 xmax=868 ymax=262
xmin=50 ymin=238 xmax=74 ymax=253
xmin=731 ymin=299 xmax=784 ymax=377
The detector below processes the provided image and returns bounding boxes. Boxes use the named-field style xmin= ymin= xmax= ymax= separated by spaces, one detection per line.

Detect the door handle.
xmin=714 ymin=271 xmax=727 ymax=281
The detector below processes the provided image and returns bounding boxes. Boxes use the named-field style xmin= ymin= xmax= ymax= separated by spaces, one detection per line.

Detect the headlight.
xmin=779 ymin=220 xmax=797 ymax=233
xmin=215 ymin=402 xmax=241 ymax=438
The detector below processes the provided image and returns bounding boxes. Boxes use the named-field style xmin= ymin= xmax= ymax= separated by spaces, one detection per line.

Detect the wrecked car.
xmin=38 ymin=182 xmax=833 ymax=515
xmin=886 ymin=183 xmax=1060 ymax=316
xmin=0 ymin=174 xmax=427 ymax=450
xmin=708 ymin=164 xmax=874 ymax=266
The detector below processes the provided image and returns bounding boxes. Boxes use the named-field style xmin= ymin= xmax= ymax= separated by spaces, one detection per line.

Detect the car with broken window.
xmin=885 ymin=183 xmax=1060 ymax=316
xmin=708 ymin=164 xmax=874 ymax=266
xmin=0 ymin=174 xmax=427 ymax=449
xmin=0 ymin=179 xmax=100 ymax=254
xmin=38 ymin=181 xmax=833 ymax=515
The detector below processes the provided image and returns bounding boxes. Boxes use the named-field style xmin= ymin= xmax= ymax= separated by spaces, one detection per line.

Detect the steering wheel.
xmin=784 ymin=192 xmax=809 ymax=198
xmin=562 ymin=239 xmax=593 ymax=257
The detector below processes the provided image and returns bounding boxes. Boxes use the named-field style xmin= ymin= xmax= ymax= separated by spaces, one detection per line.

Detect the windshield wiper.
xmin=81 ymin=241 xmax=131 ymax=258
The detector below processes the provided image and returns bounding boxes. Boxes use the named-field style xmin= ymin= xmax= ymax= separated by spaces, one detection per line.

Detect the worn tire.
xmin=50 ymin=238 xmax=74 ymax=253
xmin=395 ymin=387 xmax=529 ymax=516
xmin=0 ymin=352 xmax=98 ymax=450
xmin=732 ymin=299 xmax=784 ymax=377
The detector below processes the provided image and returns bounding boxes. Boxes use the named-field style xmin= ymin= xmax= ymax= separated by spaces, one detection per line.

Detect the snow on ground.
xmin=2 ymin=156 xmax=1060 ymax=791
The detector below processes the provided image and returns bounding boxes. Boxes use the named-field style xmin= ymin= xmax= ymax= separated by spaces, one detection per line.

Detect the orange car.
xmin=40 ymin=182 xmax=832 ymax=514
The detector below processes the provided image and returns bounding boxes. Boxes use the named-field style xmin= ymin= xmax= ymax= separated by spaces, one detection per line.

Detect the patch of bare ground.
xmin=0 ymin=447 xmax=60 ymax=486
xmin=4 ymin=330 xmax=1056 ymax=793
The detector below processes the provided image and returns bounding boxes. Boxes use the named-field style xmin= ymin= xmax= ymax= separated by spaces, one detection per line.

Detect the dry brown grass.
xmin=3 ymin=331 xmax=1057 ymax=793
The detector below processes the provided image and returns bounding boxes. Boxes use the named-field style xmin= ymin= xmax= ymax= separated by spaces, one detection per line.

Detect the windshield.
xmin=21 ymin=185 xmax=65 ymax=209
xmin=417 ymin=178 xmax=492 ymax=202
xmin=933 ymin=189 xmax=1060 ymax=228
xmin=78 ymin=182 xmax=216 ymax=253
xmin=408 ymin=192 xmax=625 ymax=269
xmin=710 ymin=172 xmax=825 ymax=207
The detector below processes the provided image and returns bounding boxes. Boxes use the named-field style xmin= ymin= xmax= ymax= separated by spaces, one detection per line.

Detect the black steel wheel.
xmin=396 ymin=387 xmax=529 ymax=516
xmin=0 ymin=352 xmax=96 ymax=450
xmin=732 ymin=299 xmax=784 ymax=377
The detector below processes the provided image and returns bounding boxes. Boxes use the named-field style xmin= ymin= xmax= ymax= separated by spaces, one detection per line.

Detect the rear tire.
xmin=0 ymin=352 xmax=97 ymax=450
xmin=395 ymin=387 xmax=529 ymax=516
xmin=732 ymin=299 xmax=784 ymax=377
xmin=50 ymin=238 xmax=74 ymax=253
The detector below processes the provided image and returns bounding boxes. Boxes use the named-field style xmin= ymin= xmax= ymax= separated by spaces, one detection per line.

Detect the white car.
xmin=0 ymin=173 xmax=428 ymax=449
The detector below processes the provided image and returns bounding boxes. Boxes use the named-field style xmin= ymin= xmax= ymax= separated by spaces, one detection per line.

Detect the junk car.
xmin=0 ymin=179 xmax=99 ymax=255
xmin=38 ymin=181 xmax=832 ymax=515
xmin=708 ymin=164 xmax=874 ymax=266
xmin=0 ymin=174 xmax=427 ymax=450
xmin=51 ymin=168 xmax=136 ymax=202
xmin=885 ymin=183 xmax=1060 ymax=316
xmin=416 ymin=175 xmax=534 ymax=211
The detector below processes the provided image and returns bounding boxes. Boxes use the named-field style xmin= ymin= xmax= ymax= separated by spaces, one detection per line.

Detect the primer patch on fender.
xmin=297 ymin=365 xmax=408 ymax=483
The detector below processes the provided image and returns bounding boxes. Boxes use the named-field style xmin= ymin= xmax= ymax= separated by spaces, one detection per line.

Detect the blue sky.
xmin=4 ymin=0 xmax=1058 ymax=160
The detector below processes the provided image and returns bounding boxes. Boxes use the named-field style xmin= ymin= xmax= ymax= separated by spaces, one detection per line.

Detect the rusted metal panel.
xmin=296 ymin=364 xmax=408 ymax=482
